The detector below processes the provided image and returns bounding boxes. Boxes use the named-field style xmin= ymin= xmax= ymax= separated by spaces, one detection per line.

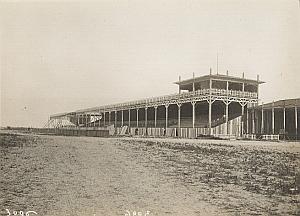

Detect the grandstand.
xmin=46 ymin=71 xmax=269 ymax=138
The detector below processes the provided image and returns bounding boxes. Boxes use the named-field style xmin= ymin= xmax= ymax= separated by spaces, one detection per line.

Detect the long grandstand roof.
xmin=251 ymin=98 xmax=300 ymax=110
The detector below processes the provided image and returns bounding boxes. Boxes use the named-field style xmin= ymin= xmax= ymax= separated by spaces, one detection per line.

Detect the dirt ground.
xmin=0 ymin=131 xmax=299 ymax=216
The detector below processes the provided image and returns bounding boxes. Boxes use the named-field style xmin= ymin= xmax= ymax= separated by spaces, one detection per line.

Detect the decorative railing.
xmin=91 ymin=89 xmax=257 ymax=111
xmin=61 ymin=88 xmax=257 ymax=116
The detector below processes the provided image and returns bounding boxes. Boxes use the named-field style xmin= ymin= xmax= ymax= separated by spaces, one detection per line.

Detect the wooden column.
xmin=252 ymin=109 xmax=255 ymax=134
xmin=261 ymin=103 xmax=264 ymax=134
xmin=99 ymin=110 xmax=101 ymax=127
xmin=272 ymin=102 xmax=275 ymax=134
xmin=226 ymin=81 xmax=229 ymax=135
xmin=241 ymin=82 xmax=245 ymax=136
xmin=114 ymin=110 xmax=117 ymax=127
xmin=256 ymin=75 xmax=260 ymax=106
xmin=128 ymin=109 xmax=131 ymax=128
xmin=93 ymin=114 xmax=96 ymax=127
xmin=192 ymin=101 xmax=196 ymax=128
xmin=165 ymin=105 xmax=169 ymax=129
xmin=145 ymin=107 xmax=148 ymax=128
xmin=85 ymin=113 xmax=88 ymax=129
xmin=283 ymin=107 xmax=286 ymax=133
xmin=154 ymin=106 xmax=157 ymax=128
xmin=103 ymin=112 xmax=106 ymax=126
xmin=295 ymin=106 xmax=298 ymax=139
xmin=225 ymin=101 xmax=229 ymax=135
xmin=177 ymin=103 xmax=181 ymax=136
xmin=108 ymin=111 xmax=111 ymax=126
xmin=246 ymin=105 xmax=249 ymax=134
xmin=208 ymin=100 xmax=212 ymax=135
xmin=136 ymin=108 xmax=139 ymax=127
xmin=121 ymin=110 xmax=124 ymax=126
xmin=241 ymin=104 xmax=245 ymax=136
xmin=209 ymin=78 xmax=212 ymax=135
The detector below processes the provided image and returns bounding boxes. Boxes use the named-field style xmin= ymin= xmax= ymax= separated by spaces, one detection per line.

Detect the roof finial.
xmin=242 ymin=72 xmax=245 ymax=78
xmin=226 ymin=70 xmax=229 ymax=76
xmin=210 ymin=68 xmax=212 ymax=75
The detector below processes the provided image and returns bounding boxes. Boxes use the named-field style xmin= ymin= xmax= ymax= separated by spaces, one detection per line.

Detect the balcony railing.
xmin=82 ymin=89 xmax=258 ymax=112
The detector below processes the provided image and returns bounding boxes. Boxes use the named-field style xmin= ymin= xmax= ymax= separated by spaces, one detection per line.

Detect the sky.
xmin=1 ymin=0 xmax=299 ymax=127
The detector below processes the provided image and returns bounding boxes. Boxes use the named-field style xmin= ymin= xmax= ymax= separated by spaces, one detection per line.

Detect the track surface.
xmin=1 ymin=132 xmax=299 ymax=215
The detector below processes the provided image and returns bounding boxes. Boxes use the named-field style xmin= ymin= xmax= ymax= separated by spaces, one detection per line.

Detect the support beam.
xmin=136 ymin=108 xmax=139 ymax=127
xmin=257 ymin=75 xmax=260 ymax=106
xmin=89 ymin=114 xmax=91 ymax=128
xmin=192 ymin=101 xmax=196 ymax=128
xmin=165 ymin=104 xmax=169 ymax=129
xmin=295 ymin=106 xmax=298 ymax=139
xmin=246 ymin=105 xmax=249 ymax=134
xmin=208 ymin=100 xmax=212 ymax=135
xmin=261 ymin=103 xmax=264 ymax=134
xmin=225 ymin=101 xmax=229 ymax=135
xmin=114 ymin=110 xmax=117 ymax=127
xmin=209 ymin=77 xmax=213 ymax=135
xmin=252 ymin=109 xmax=255 ymax=134
xmin=272 ymin=102 xmax=275 ymax=134
xmin=99 ymin=110 xmax=101 ymax=127
xmin=77 ymin=114 xmax=80 ymax=127
xmin=225 ymin=80 xmax=229 ymax=135
xmin=241 ymin=104 xmax=245 ymax=136
xmin=223 ymin=100 xmax=233 ymax=135
xmin=177 ymin=103 xmax=181 ymax=136
xmin=154 ymin=106 xmax=157 ymax=128
xmin=145 ymin=107 xmax=148 ymax=128
xmin=121 ymin=110 xmax=124 ymax=126
xmin=108 ymin=111 xmax=111 ymax=126
xmin=103 ymin=112 xmax=106 ymax=126
xmin=241 ymin=83 xmax=245 ymax=136
xmin=85 ymin=113 xmax=88 ymax=129
xmin=283 ymin=107 xmax=286 ymax=133
xmin=128 ymin=109 xmax=131 ymax=128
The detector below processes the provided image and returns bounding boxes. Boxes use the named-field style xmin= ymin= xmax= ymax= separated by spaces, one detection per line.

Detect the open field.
xmin=0 ymin=131 xmax=299 ymax=215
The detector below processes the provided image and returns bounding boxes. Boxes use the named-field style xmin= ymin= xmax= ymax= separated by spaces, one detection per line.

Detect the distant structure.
xmin=248 ymin=99 xmax=299 ymax=140
xmin=48 ymin=71 xmax=300 ymax=139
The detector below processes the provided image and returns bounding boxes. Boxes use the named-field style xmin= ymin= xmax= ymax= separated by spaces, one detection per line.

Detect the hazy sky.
xmin=1 ymin=0 xmax=299 ymax=127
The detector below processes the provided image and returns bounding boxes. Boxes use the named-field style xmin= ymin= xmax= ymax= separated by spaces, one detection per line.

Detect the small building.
xmin=247 ymin=99 xmax=300 ymax=140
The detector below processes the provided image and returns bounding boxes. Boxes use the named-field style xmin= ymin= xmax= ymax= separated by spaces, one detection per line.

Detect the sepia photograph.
xmin=1 ymin=0 xmax=299 ymax=215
